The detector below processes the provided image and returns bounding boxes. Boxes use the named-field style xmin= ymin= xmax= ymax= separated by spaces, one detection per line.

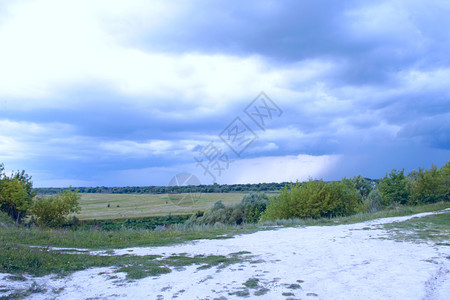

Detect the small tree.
xmin=378 ymin=169 xmax=409 ymax=206
xmin=0 ymin=178 xmax=29 ymax=223
xmin=438 ymin=161 xmax=450 ymax=202
xmin=409 ymin=166 xmax=441 ymax=205
xmin=365 ymin=189 xmax=383 ymax=212
xmin=31 ymin=187 xmax=81 ymax=227
xmin=0 ymin=164 xmax=35 ymax=223
xmin=352 ymin=175 xmax=373 ymax=201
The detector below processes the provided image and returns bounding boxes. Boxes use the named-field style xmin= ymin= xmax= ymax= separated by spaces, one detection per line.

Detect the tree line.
xmin=34 ymin=182 xmax=291 ymax=195
xmin=1 ymin=161 xmax=448 ymax=227
xmin=190 ymin=162 xmax=449 ymax=225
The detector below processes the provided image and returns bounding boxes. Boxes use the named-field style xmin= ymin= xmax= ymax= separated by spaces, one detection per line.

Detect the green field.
xmin=76 ymin=192 xmax=250 ymax=220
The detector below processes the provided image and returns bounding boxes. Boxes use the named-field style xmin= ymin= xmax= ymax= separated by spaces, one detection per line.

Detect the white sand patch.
xmin=1 ymin=210 xmax=449 ymax=299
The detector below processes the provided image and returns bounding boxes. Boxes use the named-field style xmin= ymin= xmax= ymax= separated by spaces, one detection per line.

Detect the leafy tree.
xmin=437 ymin=161 xmax=450 ymax=201
xmin=378 ymin=169 xmax=409 ymax=206
xmin=409 ymin=162 xmax=450 ymax=204
xmin=352 ymin=175 xmax=373 ymax=201
xmin=0 ymin=164 xmax=36 ymax=223
xmin=365 ymin=188 xmax=383 ymax=212
xmin=0 ymin=178 xmax=29 ymax=223
xmin=31 ymin=187 xmax=81 ymax=227
xmin=409 ymin=166 xmax=441 ymax=205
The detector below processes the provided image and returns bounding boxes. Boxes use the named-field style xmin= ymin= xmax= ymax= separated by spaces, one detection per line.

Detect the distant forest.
xmin=34 ymin=179 xmax=377 ymax=195
xmin=34 ymin=182 xmax=290 ymax=194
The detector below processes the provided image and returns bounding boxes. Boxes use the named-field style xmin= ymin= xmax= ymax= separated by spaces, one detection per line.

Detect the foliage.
xmin=31 ymin=187 xmax=81 ymax=227
xmin=0 ymin=164 xmax=36 ymax=223
xmin=35 ymin=182 xmax=289 ymax=195
xmin=186 ymin=192 xmax=270 ymax=226
xmin=408 ymin=163 xmax=450 ymax=205
xmin=260 ymin=179 xmax=360 ymax=221
xmin=351 ymin=175 xmax=373 ymax=201
xmin=364 ymin=188 xmax=383 ymax=212
xmin=73 ymin=215 xmax=190 ymax=231
xmin=378 ymin=169 xmax=409 ymax=206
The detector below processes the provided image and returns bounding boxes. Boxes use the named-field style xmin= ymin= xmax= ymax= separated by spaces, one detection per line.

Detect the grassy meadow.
xmin=76 ymin=192 xmax=252 ymax=220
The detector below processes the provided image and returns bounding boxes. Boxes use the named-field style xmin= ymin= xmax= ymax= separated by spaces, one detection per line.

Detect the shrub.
xmin=185 ymin=192 xmax=270 ymax=226
xmin=365 ymin=189 xmax=383 ymax=212
xmin=31 ymin=187 xmax=81 ymax=227
xmin=260 ymin=179 xmax=360 ymax=221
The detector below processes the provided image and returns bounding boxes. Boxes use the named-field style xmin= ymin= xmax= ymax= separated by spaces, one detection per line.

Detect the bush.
xmin=185 ymin=192 xmax=270 ymax=226
xmin=365 ymin=189 xmax=383 ymax=212
xmin=31 ymin=188 xmax=81 ymax=227
xmin=260 ymin=179 xmax=360 ymax=221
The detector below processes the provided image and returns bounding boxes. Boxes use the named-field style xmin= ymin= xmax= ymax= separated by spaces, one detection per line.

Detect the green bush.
xmin=186 ymin=192 xmax=270 ymax=226
xmin=31 ymin=188 xmax=81 ymax=227
xmin=260 ymin=179 xmax=360 ymax=221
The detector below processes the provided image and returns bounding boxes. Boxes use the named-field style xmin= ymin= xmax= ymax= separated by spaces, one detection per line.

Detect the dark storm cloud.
xmin=1 ymin=0 xmax=449 ymax=186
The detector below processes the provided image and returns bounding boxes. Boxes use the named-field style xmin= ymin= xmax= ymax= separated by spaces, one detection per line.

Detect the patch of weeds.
xmin=287 ymin=283 xmax=301 ymax=290
xmin=254 ymin=287 xmax=269 ymax=296
xmin=52 ymin=287 xmax=65 ymax=294
xmin=436 ymin=242 xmax=450 ymax=246
xmin=250 ymin=259 xmax=265 ymax=264
xmin=306 ymin=292 xmax=319 ymax=297
xmin=27 ymin=282 xmax=46 ymax=295
xmin=198 ymin=275 xmax=213 ymax=283
xmin=282 ymin=292 xmax=295 ymax=296
xmin=229 ymin=288 xmax=250 ymax=297
xmin=5 ymin=274 xmax=27 ymax=281
xmin=195 ymin=254 xmax=243 ymax=270
xmin=296 ymin=280 xmax=304 ymax=283
xmin=115 ymin=266 xmax=171 ymax=279
xmin=230 ymin=251 xmax=251 ymax=255
xmin=243 ymin=278 xmax=259 ymax=289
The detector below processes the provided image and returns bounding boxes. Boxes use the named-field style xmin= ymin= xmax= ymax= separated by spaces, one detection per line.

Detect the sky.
xmin=0 ymin=0 xmax=449 ymax=187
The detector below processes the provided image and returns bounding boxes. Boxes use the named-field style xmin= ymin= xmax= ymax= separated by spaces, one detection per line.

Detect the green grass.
xmin=0 ymin=224 xmax=260 ymax=249
xmin=243 ymin=278 xmax=260 ymax=288
xmin=382 ymin=211 xmax=450 ymax=243
xmin=0 ymin=242 xmax=251 ymax=279
xmin=76 ymin=192 xmax=248 ymax=220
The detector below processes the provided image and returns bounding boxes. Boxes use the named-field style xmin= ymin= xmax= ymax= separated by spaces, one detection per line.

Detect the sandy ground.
xmin=1 ymin=210 xmax=449 ymax=299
